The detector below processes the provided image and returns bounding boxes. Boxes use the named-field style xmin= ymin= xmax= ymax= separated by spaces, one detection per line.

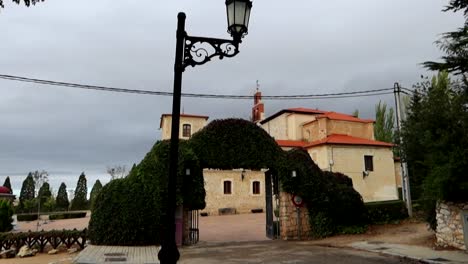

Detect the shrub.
xmin=17 ymin=214 xmax=38 ymax=222
xmin=189 ymin=118 xmax=284 ymax=170
xmin=278 ymin=149 xmax=367 ymax=238
xmin=89 ymin=140 xmax=205 ymax=246
xmin=49 ymin=212 xmax=86 ymax=220
xmin=365 ymin=200 xmax=408 ymax=224
xmin=0 ymin=200 xmax=13 ymax=232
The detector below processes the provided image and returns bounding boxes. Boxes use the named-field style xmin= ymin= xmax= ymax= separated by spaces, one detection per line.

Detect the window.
xmin=364 ymin=155 xmax=374 ymax=171
xmin=252 ymin=181 xmax=261 ymax=194
xmin=223 ymin=181 xmax=232 ymax=194
xmin=182 ymin=124 xmax=191 ymax=138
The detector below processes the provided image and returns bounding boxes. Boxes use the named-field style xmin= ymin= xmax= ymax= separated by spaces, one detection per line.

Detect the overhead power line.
xmin=0 ymin=74 xmax=397 ymax=100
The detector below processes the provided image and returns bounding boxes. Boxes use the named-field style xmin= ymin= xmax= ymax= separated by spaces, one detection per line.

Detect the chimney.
xmin=252 ymin=82 xmax=265 ymax=123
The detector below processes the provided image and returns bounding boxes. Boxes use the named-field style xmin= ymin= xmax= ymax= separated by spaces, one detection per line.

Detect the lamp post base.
xmin=158 ymin=243 xmax=180 ymax=264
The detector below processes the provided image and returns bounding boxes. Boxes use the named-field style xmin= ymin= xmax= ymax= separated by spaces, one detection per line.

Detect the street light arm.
xmin=183 ymin=35 xmax=240 ymax=69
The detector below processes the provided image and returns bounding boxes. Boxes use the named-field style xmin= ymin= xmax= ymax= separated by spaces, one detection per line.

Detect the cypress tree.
xmin=56 ymin=182 xmax=69 ymax=211
xmin=89 ymin=180 xmax=103 ymax=210
xmin=70 ymin=172 xmax=88 ymax=210
xmin=19 ymin=173 xmax=35 ymax=211
xmin=2 ymin=176 xmax=12 ymax=194
xmin=38 ymin=182 xmax=52 ymax=209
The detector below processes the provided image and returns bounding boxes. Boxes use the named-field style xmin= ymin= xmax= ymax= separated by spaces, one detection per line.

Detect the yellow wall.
xmin=394 ymin=161 xmax=402 ymax=188
xmin=311 ymin=145 xmax=398 ymax=202
xmin=325 ymin=120 xmax=374 ymax=140
xmin=161 ymin=116 xmax=208 ymax=140
xmin=261 ymin=113 xmax=288 ymax=139
xmin=201 ymin=169 xmax=266 ymax=215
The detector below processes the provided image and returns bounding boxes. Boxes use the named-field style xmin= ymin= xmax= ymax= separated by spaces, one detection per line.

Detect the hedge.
xmin=17 ymin=214 xmax=38 ymax=222
xmin=49 ymin=212 xmax=87 ymax=220
xmin=278 ymin=149 xmax=367 ymax=238
xmin=365 ymin=200 xmax=408 ymax=224
xmin=189 ymin=118 xmax=284 ymax=170
xmin=89 ymin=140 xmax=205 ymax=246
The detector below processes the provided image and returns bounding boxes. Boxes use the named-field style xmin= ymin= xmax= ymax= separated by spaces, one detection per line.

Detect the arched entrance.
xmin=187 ymin=118 xmax=284 ymax=243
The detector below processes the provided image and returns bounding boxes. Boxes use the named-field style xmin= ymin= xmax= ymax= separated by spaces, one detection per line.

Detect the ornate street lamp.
xmin=158 ymin=1 xmax=252 ymax=264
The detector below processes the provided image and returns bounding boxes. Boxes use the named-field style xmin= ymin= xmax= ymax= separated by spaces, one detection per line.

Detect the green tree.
xmin=56 ymin=182 xmax=69 ymax=211
xmin=89 ymin=180 xmax=103 ymax=210
xmin=0 ymin=0 xmax=44 ymax=9
xmin=352 ymin=109 xmax=359 ymax=118
xmin=374 ymin=101 xmax=395 ymax=143
xmin=19 ymin=173 xmax=35 ymax=212
xmin=0 ymin=200 xmax=13 ymax=232
xmin=38 ymin=182 xmax=52 ymax=211
xmin=423 ymin=1 xmax=468 ymax=84
xmin=70 ymin=172 xmax=88 ymax=210
xmin=401 ymin=72 xmax=468 ymax=227
xmin=2 ymin=176 xmax=12 ymax=194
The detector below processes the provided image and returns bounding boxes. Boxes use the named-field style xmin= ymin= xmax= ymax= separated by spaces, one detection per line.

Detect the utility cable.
xmin=0 ymin=74 xmax=395 ymax=100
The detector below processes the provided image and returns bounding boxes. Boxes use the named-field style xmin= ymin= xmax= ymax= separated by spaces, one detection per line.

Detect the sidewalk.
xmin=350 ymin=241 xmax=468 ymax=264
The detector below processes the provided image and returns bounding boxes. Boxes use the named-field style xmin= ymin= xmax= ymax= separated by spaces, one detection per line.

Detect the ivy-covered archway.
xmin=89 ymin=118 xmax=367 ymax=245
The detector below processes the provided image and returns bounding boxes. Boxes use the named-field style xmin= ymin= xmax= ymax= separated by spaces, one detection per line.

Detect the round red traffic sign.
xmin=292 ymin=195 xmax=304 ymax=207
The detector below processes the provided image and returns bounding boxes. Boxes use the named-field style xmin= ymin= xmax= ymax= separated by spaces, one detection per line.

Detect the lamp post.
xmin=158 ymin=1 xmax=253 ymax=263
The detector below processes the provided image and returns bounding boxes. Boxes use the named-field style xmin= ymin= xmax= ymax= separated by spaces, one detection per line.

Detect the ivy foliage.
xmin=189 ymin=118 xmax=284 ymax=170
xmin=278 ymin=148 xmax=367 ymax=238
xmin=89 ymin=140 xmax=205 ymax=246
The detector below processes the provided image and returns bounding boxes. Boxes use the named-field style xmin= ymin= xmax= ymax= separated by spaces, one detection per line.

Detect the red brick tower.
xmin=252 ymin=82 xmax=265 ymax=123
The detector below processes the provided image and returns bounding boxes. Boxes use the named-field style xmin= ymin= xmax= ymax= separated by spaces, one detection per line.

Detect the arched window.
xmin=182 ymin=124 xmax=192 ymax=138
xmin=223 ymin=180 xmax=232 ymax=194
xmin=252 ymin=181 xmax=260 ymax=194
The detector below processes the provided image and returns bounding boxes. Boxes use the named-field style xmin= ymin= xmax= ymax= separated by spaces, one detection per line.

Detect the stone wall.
xmin=436 ymin=201 xmax=468 ymax=250
xmin=201 ymin=169 xmax=266 ymax=216
xmin=279 ymin=192 xmax=312 ymax=240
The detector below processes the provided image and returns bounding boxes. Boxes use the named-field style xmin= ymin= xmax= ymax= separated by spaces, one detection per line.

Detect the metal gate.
xmin=265 ymin=171 xmax=274 ymax=239
xmin=187 ymin=210 xmax=199 ymax=245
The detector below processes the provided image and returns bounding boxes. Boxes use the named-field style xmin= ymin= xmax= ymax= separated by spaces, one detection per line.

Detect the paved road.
xmin=180 ymin=240 xmax=419 ymax=264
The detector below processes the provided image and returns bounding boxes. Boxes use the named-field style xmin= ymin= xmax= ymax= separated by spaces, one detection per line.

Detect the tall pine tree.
xmin=38 ymin=182 xmax=52 ymax=210
xmin=56 ymin=182 xmax=69 ymax=211
xmin=2 ymin=176 xmax=12 ymax=194
xmin=19 ymin=173 xmax=35 ymax=212
xmin=89 ymin=180 xmax=103 ymax=210
xmin=70 ymin=172 xmax=88 ymax=210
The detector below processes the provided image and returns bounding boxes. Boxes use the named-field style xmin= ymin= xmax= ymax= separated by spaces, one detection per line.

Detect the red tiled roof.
xmin=305 ymin=134 xmax=393 ymax=148
xmin=315 ymin=112 xmax=374 ymax=123
xmin=161 ymin=113 xmax=209 ymax=119
xmin=276 ymin=140 xmax=307 ymax=148
xmin=160 ymin=113 xmax=209 ymax=128
xmin=286 ymin=108 xmax=328 ymax=114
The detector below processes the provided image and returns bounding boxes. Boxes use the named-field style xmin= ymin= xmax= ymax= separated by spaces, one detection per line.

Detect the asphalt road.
xmin=180 ymin=240 xmax=418 ymax=264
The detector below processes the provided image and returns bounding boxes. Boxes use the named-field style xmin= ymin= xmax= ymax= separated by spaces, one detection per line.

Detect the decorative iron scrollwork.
xmin=183 ymin=35 xmax=239 ymax=69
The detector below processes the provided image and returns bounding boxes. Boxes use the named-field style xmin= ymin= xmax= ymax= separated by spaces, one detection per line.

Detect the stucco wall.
xmin=287 ymin=114 xmax=315 ymax=140
xmin=436 ymin=201 xmax=468 ymax=250
xmin=201 ymin=169 xmax=266 ymax=215
xmin=394 ymin=161 xmax=402 ymax=188
xmin=161 ymin=116 xmax=208 ymax=140
xmin=324 ymin=120 xmax=374 ymax=140
xmin=307 ymin=146 xmax=329 ymax=170
xmin=261 ymin=113 xmax=288 ymax=140
xmin=279 ymin=192 xmax=312 ymax=240
xmin=314 ymin=145 xmax=398 ymax=202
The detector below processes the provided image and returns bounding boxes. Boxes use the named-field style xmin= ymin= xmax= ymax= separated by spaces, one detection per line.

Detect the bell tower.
xmin=252 ymin=81 xmax=265 ymax=123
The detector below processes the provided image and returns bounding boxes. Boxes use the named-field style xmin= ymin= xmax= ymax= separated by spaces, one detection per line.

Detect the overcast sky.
xmin=0 ymin=0 xmax=464 ymax=193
